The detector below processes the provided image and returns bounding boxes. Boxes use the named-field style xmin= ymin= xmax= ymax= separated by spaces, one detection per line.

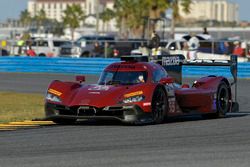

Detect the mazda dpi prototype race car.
xmin=45 ymin=54 xmax=239 ymax=124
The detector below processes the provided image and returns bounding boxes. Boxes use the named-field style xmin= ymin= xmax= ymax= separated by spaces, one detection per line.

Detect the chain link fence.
xmin=1 ymin=39 xmax=250 ymax=60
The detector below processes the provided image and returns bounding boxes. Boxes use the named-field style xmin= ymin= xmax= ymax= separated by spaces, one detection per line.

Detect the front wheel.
xmin=151 ymin=87 xmax=168 ymax=124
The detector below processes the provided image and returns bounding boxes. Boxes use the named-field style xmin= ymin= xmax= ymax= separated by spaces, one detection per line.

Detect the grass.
xmin=0 ymin=92 xmax=45 ymax=123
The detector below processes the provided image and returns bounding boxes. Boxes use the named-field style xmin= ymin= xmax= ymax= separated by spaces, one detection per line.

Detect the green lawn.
xmin=0 ymin=92 xmax=45 ymax=123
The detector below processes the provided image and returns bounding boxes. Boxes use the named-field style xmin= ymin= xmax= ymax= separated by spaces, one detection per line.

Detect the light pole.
xmin=95 ymin=0 xmax=100 ymax=36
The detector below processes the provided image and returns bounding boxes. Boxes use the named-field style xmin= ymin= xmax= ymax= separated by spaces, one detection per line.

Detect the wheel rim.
xmin=152 ymin=88 xmax=166 ymax=122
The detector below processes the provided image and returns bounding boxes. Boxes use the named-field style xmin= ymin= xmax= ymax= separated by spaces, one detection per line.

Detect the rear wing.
xmin=120 ymin=55 xmax=238 ymax=86
xmin=150 ymin=54 xmax=238 ymax=86
xmin=184 ymin=56 xmax=238 ymax=85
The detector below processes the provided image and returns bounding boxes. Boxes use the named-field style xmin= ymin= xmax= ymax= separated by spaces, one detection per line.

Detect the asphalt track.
xmin=0 ymin=73 xmax=250 ymax=167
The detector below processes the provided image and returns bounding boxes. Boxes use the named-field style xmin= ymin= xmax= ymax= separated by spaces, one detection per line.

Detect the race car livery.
xmin=45 ymin=54 xmax=238 ymax=124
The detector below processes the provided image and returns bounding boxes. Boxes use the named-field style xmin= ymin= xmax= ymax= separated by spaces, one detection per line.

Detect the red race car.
xmin=45 ymin=55 xmax=239 ymax=124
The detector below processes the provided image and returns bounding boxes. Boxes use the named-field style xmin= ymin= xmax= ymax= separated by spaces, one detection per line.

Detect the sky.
xmin=0 ymin=0 xmax=249 ymax=22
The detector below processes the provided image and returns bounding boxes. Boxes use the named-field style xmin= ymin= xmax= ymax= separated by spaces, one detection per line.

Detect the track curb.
xmin=0 ymin=120 xmax=55 ymax=131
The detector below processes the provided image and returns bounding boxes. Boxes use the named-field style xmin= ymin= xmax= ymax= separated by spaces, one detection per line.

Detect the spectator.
xmin=104 ymin=42 xmax=113 ymax=58
xmin=182 ymin=41 xmax=189 ymax=59
xmin=0 ymin=48 xmax=9 ymax=56
xmin=26 ymin=46 xmax=36 ymax=57
xmin=17 ymin=38 xmax=25 ymax=55
xmin=233 ymin=41 xmax=244 ymax=56
xmin=150 ymin=31 xmax=160 ymax=49
xmin=26 ymin=41 xmax=36 ymax=57
xmin=138 ymin=42 xmax=149 ymax=56
xmin=92 ymin=42 xmax=102 ymax=57
xmin=113 ymin=48 xmax=119 ymax=57
xmin=187 ymin=34 xmax=200 ymax=60
xmin=218 ymin=41 xmax=230 ymax=55
xmin=203 ymin=27 xmax=209 ymax=35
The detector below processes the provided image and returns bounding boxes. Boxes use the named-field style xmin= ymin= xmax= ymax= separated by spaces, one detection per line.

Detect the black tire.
xmin=202 ymin=113 xmax=217 ymax=119
xmin=38 ymin=53 xmax=46 ymax=57
xmin=151 ymin=87 xmax=168 ymax=124
xmin=80 ymin=51 xmax=90 ymax=57
xmin=52 ymin=118 xmax=76 ymax=125
xmin=216 ymin=81 xmax=230 ymax=117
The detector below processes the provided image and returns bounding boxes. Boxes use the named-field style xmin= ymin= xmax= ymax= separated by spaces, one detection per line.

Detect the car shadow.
xmin=164 ymin=111 xmax=250 ymax=124
xmin=49 ymin=112 xmax=250 ymax=126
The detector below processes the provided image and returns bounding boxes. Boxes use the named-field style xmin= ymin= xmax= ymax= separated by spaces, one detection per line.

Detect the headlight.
xmin=46 ymin=93 xmax=62 ymax=103
xmin=72 ymin=47 xmax=81 ymax=55
xmin=122 ymin=95 xmax=145 ymax=104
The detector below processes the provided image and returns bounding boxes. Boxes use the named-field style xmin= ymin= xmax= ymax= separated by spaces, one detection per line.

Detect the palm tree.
xmin=112 ymin=0 xmax=191 ymax=38
xmin=169 ymin=0 xmax=192 ymax=38
xmin=100 ymin=8 xmax=114 ymax=32
xmin=20 ymin=9 xmax=32 ymax=27
xmin=62 ymin=4 xmax=86 ymax=40
xmin=113 ymin=0 xmax=170 ymax=38
xmin=51 ymin=21 xmax=65 ymax=37
xmin=148 ymin=0 xmax=169 ymax=21
xmin=113 ymin=0 xmax=134 ymax=38
xmin=34 ymin=9 xmax=47 ymax=32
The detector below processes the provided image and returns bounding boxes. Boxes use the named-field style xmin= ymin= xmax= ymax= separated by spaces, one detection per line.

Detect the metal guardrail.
xmin=0 ymin=57 xmax=249 ymax=78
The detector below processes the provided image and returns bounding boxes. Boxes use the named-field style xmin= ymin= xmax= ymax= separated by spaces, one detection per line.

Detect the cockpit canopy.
xmin=98 ymin=70 xmax=147 ymax=85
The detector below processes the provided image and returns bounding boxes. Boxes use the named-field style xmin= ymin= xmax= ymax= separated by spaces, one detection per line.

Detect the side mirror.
xmin=160 ymin=77 xmax=174 ymax=84
xmin=76 ymin=76 xmax=85 ymax=83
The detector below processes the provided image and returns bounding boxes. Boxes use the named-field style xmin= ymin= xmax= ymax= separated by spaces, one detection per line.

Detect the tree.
xmin=113 ymin=0 xmax=169 ymax=38
xmin=147 ymin=0 xmax=170 ymax=29
xmin=34 ymin=9 xmax=47 ymax=32
xmin=20 ymin=9 xmax=32 ymax=27
xmin=169 ymin=0 xmax=192 ymax=38
xmin=112 ymin=0 xmax=192 ymax=39
xmin=100 ymin=8 xmax=114 ymax=32
xmin=62 ymin=4 xmax=86 ymax=40
xmin=51 ymin=21 xmax=65 ymax=37
xmin=113 ymin=0 xmax=134 ymax=38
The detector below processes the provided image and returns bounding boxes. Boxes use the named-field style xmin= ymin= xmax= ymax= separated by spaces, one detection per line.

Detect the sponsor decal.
xmin=162 ymin=56 xmax=180 ymax=66
xmin=48 ymin=88 xmax=62 ymax=96
xmin=110 ymin=65 xmax=136 ymax=69
xmin=124 ymin=91 xmax=143 ymax=98
xmin=168 ymin=98 xmax=176 ymax=113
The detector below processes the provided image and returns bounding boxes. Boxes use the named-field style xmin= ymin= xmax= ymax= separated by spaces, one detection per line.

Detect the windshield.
xmin=98 ymin=71 xmax=148 ymax=85
xmin=53 ymin=41 xmax=71 ymax=47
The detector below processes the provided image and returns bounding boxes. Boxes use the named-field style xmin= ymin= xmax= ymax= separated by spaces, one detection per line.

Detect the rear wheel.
xmin=203 ymin=81 xmax=231 ymax=119
xmin=151 ymin=87 xmax=167 ymax=124
xmin=216 ymin=81 xmax=230 ymax=117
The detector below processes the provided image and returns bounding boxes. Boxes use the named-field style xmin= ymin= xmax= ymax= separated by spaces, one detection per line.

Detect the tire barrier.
xmin=0 ymin=57 xmax=249 ymax=78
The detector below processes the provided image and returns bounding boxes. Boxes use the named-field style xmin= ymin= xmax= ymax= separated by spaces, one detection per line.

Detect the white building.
xmin=179 ymin=0 xmax=239 ymax=23
xmin=28 ymin=0 xmax=114 ymax=22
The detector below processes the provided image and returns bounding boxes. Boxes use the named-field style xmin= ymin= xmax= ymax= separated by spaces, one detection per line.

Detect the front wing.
xmin=45 ymin=102 xmax=153 ymax=124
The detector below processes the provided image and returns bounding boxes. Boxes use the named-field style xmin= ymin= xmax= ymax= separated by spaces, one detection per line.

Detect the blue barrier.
xmin=0 ymin=56 xmax=249 ymax=78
